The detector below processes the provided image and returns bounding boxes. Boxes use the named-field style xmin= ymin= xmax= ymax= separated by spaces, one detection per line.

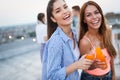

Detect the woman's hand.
xmin=89 ymin=59 xmax=106 ymax=70
xmin=77 ymin=55 xmax=93 ymax=70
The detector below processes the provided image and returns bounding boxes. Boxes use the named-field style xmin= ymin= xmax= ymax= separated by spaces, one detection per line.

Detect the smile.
xmin=63 ymin=14 xmax=71 ymax=20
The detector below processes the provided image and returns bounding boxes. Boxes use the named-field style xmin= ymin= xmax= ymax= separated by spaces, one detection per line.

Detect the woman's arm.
xmin=66 ymin=55 xmax=93 ymax=76
xmin=111 ymin=57 xmax=116 ymax=80
xmin=47 ymin=37 xmax=93 ymax=80
xmin=47 ymin=38 xmax=66 ymax=80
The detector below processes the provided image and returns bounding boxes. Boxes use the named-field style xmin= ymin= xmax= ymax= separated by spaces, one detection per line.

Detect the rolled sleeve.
xmin=47 ymin=36 xmax=66 ymax=80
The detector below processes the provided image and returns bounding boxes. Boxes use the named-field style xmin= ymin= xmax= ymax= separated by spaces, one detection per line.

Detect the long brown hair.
xmin=47 ymin=0 xmax=58 ymax=39
xmin=79 ymin=1 xmax=116 ymax=57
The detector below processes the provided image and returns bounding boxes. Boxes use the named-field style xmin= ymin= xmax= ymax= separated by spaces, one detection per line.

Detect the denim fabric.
xmin=42 ymin=27 xmax=80 ymax=80
xmin=80 ymin=71 xmax=112 ymax=80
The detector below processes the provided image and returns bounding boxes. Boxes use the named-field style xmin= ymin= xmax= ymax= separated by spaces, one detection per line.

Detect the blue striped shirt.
xmin=42 ymin=27 xmax=80 ymax=80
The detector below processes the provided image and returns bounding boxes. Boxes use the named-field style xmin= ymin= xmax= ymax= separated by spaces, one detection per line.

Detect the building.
xmin=0 ymin=23 xmax=36 ymax=44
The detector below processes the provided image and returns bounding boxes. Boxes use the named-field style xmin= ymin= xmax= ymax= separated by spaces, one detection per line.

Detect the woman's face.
xmin=51 ymin=0 xmax=72 ymax=27
xmin=84 ymin=5 xmax=102 ymax=30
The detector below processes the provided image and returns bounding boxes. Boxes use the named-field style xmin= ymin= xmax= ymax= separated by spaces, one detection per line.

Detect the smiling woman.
xmin=79 ymin=1 xmax=117 ymax=80
xmin=42 ymin=0 xmax=93 ymax=80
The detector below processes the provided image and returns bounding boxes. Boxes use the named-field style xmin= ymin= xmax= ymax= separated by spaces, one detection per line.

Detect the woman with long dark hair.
xmin=79 ymin=1 xmax=117 ymax=80
xmin=42 ymin=0 xmax=93 ymax=80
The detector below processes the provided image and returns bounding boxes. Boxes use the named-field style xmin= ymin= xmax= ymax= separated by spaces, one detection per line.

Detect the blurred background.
xmin=0 ymin=0 xmax=120 ymax=80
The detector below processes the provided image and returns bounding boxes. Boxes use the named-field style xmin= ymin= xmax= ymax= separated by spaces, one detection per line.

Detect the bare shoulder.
xmin=79 ymin=37 xmax=91 ymax=55
xmin=80 ymin=38 xmax=89 ymax=47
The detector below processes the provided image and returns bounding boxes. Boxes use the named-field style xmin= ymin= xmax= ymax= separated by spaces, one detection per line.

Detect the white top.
xmin=72 ymin=41 xmax=82 ymax=77
xmin=73 ymin=41 xmax=80 ymax=60
xmin=35 ymin=23 xmax=47 ymax=44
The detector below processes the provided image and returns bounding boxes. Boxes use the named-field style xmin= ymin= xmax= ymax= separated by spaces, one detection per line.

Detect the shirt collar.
xmin=57 ymin=27 xmax=77 ymax=42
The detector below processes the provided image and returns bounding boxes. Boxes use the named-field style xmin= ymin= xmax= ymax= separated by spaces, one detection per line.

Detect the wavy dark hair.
xmin=79 ymin=1 xmax=116 ymax=57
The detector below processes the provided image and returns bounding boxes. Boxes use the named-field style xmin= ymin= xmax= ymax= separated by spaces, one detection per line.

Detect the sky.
xmin=0 ymin=0 xmax=120 ymax=27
